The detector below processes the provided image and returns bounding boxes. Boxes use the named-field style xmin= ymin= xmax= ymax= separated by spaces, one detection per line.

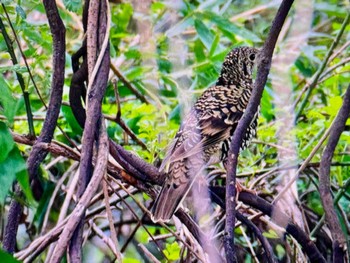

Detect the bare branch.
xmin=211 ymin=187 xmax=327 ymax=263
xmin=224 ymin=1 xmax=294 ymax=262
xmin=319 ymin=85 xmax=350 ymax=263
xmin=3 ymin=0 xmax=66 ymax=253
xmin=69 ymin=0 xmax=111 ymax=259
xmin=50 ymin=120 xmax=109 ymax=263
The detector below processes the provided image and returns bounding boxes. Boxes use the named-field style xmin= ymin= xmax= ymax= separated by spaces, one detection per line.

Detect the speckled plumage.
xmin=151 ymin=47 xmax=259 ymax=222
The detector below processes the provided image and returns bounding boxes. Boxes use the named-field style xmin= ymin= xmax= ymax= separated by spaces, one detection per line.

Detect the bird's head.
xmin=218 ymin=47 xmax=259 ymax=85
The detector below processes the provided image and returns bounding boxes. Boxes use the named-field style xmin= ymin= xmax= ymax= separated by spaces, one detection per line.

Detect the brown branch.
xmin=27 ymin=0 xmax=66 ymax=196
xmin=110 ymin=63 xmax=150 ymax=104
xmin=69 ymin=0 xmax=110 ymax=260
xmin=50 ymin=121 xmax=109 ymax=263
xmin=109 ymin=140 xmax=161 ymax=184
xmin=2 ymin=185 xmax=23 ymax=254
xmin=3 ymin=0 xmax=65 ymax=254
xmin=224 ymin=1 xmax=294 ymax=262
xmin=319 ymin=85 xmax=350 ymax=263
xmin=210 ymin=189 xmax=277 ymax=263
xmin=210 ymin=187 xmax=327 ymax=263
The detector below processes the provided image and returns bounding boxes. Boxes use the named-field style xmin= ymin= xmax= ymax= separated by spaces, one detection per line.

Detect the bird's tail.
xmin=151 ymin=177 xmax=191 ymax=223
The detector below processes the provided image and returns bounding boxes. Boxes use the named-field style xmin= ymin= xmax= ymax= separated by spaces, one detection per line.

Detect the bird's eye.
xmin=249 ymin=54 xmax=256 ymax=61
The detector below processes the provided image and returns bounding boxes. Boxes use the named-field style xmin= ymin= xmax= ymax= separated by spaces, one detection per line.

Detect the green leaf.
xmin=0 ymin=65 xmax=27 ymax=74
xmin=262 ymin=229 xmax=279 ymax=239
xmin=111 ymin=3 xmax=133 ymax=32
xmin=276 ymin=244 xmax=286 ymax=259
xmin=166 ymin=16 xmax=194 ymax=38
xmin=0 ymin=250 xmax=21 ymax=263
xmin=0 ymin=78 xmax=17 ymax=125
xmin=198 ymin=11 xmax=261 ymax=42
xmin=193 ymin=39 xmax=206 ymax=62
xmin=15 ymin=5 xmax=26 ymax=19
xmin=63 ymin=0 xmax=82 ymax=13
xmin=194 ymin=19 xmax=214 ymax=50
xmin=16 ymin=169 xmax=34 ymax=204
xmin=209 ymin=33 xmax=221 ymax=58
xmin=0 ymin=147 xmax=27 ymax=204
xmin=122 ymin=258 xmax=141 ymax=263
xmin=61 ymin=105 xmax=83 ymax=135
xmin=323 ymin=96 xmax=342 ymax=117
xmin=0 ymin=122 xmax=15 ymax=162
xmin=260 ymin=89 xmax=274 ymax=122
xmin=315 ymin=2 xmax=347 ymax=17
xmin=163 ymin=242 xmax=181 ymax=261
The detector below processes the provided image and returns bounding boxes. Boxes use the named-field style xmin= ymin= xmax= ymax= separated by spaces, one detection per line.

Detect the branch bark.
xmin=224 ymin=1 xmax=294 ymax=262
xmin=319 ymin=84 xmax=350 ymax=263
xmin=211 ymin=186 xmax=327 ymax=263
xmin=50 ymin=121 xmax=109 ymax=263
xmin=3 ymin=0 xmax=65 ymax=253
xmin=68 ymin=0 xmax=110 ymax=260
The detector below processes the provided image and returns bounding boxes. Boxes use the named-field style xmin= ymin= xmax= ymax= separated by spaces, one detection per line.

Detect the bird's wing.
xmin=160 ymin=86 xmax=245 ymax=170
xmin=159 ymin=111 xmax=202 ymax=172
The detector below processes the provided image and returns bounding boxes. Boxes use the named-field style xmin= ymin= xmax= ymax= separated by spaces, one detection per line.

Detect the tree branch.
xmin=319 ymin=84 xmax=350 ymax=263
xmin=50 ymin=121 xmax=109 ymax=263
xmin=224 ymin=1 xmax=294 ymax=262
xmin=211 ymin=186 xmax=327 ymax=263
xmin=3 ymin=0 xmax=65 ymax=253
xmin=68 ymin=0 xmax=110 ymax=260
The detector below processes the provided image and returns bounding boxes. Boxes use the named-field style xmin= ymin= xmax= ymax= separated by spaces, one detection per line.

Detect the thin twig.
xmin=90 ymin=220 xmax=121 ymax=260
xmin=138 ymin=244 xmax=162 ymax=263
xmin=294 ymin=12 xmax=350 ymax=118
xmin=102 ymin=178 xmax=122 ymax=261
xmin=104 ymin=178 xmax=170 ymax=260
xmin=0 ymin=15 xmax=34 ymax=136
xmin=272 ymin=117 xmax=333 ymax=203
xmin=110 ymin=63 xmax=150 ymax=104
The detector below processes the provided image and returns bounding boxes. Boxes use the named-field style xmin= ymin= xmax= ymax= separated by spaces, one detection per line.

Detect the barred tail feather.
xmin=151 ymin=180 xmax=191 ymax=223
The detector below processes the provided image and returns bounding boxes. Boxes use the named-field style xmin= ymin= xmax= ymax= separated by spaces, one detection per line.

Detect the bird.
xmin=151 ymin=47 xmax=260 ymax=222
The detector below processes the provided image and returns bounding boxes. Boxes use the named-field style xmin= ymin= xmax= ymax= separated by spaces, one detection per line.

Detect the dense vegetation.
xmin=0 ymin=0 xmax=349 ymax=262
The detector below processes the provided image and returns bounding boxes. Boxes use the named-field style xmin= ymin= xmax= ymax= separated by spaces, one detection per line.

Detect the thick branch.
xmin=25 ymin=0 xmax=66 ymax=201
xmin=3 ymin=0 xmax=65 ymax=254
xmin=50 ymin=121 xmax=109 ymax=263
xmin=69 ymin=0 xmax=110 ymax=260
xmin=319 ymin=84 xmax=350 ymax=263
xmin=224 ymin=1 xmax=294 ymax=262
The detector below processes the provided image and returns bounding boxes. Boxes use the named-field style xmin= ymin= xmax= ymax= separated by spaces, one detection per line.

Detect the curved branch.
xmin=50 ymin=121 xmax=109 ymax=263
xmin=224 ymin=1 xmax=294 ymax=262
xmin=210 ymin=186 xmax=327 ymax=263
xmin=3 ymin=0 xmax=65 ymax=254
xmin=68 ymin=0 xmax=111 ymax=260
xmin=319 ymin=84 xmax=350 ymax=262
xmin=210 ymin=189 xmax=277 ymax=263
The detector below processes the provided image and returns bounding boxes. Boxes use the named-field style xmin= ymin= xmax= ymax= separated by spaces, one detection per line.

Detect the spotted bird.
xmin=151 ymin=47 xmax=260 ymax=222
